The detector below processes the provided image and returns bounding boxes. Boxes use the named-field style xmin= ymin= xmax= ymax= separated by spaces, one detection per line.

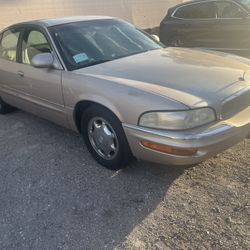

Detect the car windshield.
xmin=238 ymin=0 xmax=250 ymax=9
xmin=49 ymin=19 xmax=163 ymax=71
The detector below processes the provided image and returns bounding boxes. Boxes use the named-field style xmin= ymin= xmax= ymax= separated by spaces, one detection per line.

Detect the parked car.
xmin=160 ymin=0 xmax=250 ymax=57
xmin=0 ymin=17 xmax=250 ymax=170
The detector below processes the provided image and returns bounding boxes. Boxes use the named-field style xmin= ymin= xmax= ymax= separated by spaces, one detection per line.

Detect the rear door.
xmin=172 ymin=1 xmax=218 ymax=48
xmin=213 ymin=0 xmax=250 ymax=55
xmin=0 ymin=27 xmax=24 ymax=105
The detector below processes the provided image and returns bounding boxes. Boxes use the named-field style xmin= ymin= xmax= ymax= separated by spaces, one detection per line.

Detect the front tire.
xmin=167 ymin=36 xmax=185 ymax=47
xmin=0 ymin=98 xmax=15 ymax=114
xmin=81 ymin=105 xmax=133 ymax=170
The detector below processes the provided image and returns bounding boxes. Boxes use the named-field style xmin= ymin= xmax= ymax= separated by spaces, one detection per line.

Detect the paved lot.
xmin=0 ymin=111 xmax=249 ymax=250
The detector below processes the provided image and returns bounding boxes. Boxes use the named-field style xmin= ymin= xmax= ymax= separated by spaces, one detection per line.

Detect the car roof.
xmin=167 ymin=0 xmax=249 ymax=15
xmin=172 ymin=0 xmax=247 ymax=8
xmin=5 ymin=16 xmax=116 ymax=30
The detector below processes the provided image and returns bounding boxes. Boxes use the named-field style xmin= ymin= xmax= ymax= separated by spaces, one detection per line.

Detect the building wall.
xmin=0 ymin=0 xmax=183 ymax=30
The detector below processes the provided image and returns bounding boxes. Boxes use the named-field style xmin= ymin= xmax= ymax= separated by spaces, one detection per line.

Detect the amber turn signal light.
xmin=141 ymin=141 xmax=197 ymax=156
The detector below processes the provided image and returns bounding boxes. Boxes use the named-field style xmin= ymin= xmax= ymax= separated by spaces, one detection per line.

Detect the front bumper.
xmin=123 ymin=106 xmax=250 ymax=166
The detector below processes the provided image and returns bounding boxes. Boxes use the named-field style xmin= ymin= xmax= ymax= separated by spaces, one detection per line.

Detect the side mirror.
xmin=31 ymin=53 xmax=54 ymax=69
xmin=151 ymin=34 xmax=160 ymax=42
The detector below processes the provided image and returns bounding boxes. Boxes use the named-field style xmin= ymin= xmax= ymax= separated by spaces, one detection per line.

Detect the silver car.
xmin=0 ymin=16 xmax=249 ymax=170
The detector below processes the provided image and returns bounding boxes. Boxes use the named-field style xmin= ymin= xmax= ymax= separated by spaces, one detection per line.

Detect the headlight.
xmin=139 ymin=108 xmax=216 ymax=130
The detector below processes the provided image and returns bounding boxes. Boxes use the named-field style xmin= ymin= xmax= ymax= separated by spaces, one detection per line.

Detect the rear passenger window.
xmin=0 ymin=30 xmax=20 ymax=62
xmin=174 ymin=2 xmax=216 ymax=19
xmin=215 ymin=1 xmax=248 ymax=18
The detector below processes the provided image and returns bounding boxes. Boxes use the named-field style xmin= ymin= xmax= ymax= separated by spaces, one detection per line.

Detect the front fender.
xmin=62 ymin=71 xmax=188 ymax=130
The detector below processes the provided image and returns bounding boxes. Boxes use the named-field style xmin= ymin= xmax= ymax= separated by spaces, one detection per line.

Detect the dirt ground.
xmin=0 ymin=111 xmax=249 ymax=250
xmin=117 ymin=141 xmax=250 ymax=250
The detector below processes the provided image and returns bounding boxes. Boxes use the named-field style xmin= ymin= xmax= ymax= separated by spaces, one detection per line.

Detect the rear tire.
xmin=81 ymin=105 xmax=133 ymax=170
xmin=0 ymin=98 xmax=15 ymax=114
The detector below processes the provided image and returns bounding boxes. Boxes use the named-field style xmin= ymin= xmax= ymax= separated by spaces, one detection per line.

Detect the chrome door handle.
xmin=17 ymin=71 xmax=24 ymax=77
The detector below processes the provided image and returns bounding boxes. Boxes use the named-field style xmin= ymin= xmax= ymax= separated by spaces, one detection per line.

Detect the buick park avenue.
xmin=0 ymin=17 xmax=249 ymax=170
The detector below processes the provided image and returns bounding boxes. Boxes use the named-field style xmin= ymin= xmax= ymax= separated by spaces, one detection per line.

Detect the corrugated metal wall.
xmin=0 ymin=0 xmax=183 ymax=30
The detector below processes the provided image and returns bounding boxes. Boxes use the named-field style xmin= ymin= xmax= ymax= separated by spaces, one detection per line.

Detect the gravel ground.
xmin=0 ymin=111 xmax=249 ymax=250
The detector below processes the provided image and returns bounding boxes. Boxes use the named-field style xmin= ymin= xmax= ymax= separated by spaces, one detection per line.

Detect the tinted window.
xmin=216 ymin=1 xmax=248 ymax=18
xmin=49 ymin=19 xmax=163 ymax=71
xmin=174 ymin=2 xmax=216 ymax=19
xmin=0 ymin=29 xmax=20 ymax=62
xmin=22 ymin=30 xmax=51 ymax=64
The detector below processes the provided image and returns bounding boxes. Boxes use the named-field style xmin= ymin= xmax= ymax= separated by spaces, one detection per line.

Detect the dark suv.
xmin=160 ymin=0 xmax=250 ymax=57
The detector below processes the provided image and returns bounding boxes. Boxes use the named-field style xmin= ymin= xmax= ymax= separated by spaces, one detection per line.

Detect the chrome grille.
xmin=222 ymin=89 xmax=250 ymax=119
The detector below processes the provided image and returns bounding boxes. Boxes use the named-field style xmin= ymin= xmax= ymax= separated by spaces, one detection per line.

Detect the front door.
xmin=173 ymin=1 xmax=218 ymax=48
xmin=15 ymin=27 xmax=68 ymax=127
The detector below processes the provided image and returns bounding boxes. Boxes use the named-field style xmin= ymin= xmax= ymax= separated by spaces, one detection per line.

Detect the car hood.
xmin=74 ymin=48 xmax=250 ymax=109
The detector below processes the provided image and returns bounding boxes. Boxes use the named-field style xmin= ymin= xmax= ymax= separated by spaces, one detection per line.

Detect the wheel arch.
xmin=73 ymin=99 xmax=123 ymax=133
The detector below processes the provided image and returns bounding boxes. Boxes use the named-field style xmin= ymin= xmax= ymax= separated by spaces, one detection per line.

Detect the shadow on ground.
xmin=0 ymin=111 xmax=184 ymax=249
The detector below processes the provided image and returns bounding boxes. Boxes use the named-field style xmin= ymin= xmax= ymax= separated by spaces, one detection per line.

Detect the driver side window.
xmin=22 ymin=30 xmax=51 ymax=65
